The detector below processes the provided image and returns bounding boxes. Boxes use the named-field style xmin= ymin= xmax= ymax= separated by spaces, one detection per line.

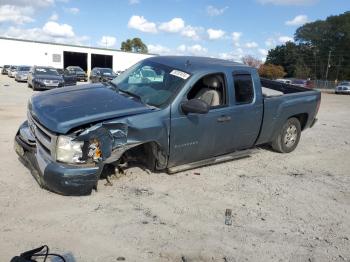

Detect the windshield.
xmin=72 ymin=67 xmax=84 ymax=72
xmin=111 ymin=61 xmax=190 ymax=107
xmin=35 ymin=67 xmax=59 ymax=76
xmin=18 ymin=66 xmax=30 ymax=72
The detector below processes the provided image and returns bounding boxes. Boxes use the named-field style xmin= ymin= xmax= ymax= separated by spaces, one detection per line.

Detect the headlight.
xmin=56 ymin=136 xmax=84 ymax=164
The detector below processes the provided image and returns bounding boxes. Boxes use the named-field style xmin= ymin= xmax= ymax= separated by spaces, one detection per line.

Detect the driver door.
xmin=168 ymin=73 xmax=232 ymax=167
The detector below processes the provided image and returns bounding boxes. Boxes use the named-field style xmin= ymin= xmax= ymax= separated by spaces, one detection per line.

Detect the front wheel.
xmin=272 ymin=117 xmax=301 ymax=153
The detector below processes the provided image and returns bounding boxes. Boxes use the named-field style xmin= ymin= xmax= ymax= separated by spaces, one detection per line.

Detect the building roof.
xmin=0 ymin=36 xmax=157 ymax=55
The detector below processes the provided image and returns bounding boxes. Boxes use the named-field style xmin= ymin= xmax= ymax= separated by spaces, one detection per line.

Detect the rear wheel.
xmin=272 ymin=117 xmax=301 ymax=153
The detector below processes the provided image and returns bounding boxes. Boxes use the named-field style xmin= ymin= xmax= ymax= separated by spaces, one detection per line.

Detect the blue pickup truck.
xmin=14 ymin=56 xmax=321 ymax=195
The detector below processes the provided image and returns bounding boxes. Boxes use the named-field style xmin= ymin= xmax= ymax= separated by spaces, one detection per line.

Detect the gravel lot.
xmin=0 ymin=74 xmax=349 ymax=262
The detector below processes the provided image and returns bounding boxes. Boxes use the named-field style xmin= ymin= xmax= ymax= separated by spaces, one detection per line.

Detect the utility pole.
xmin=324 ymin=50 xmax=331 ymax=88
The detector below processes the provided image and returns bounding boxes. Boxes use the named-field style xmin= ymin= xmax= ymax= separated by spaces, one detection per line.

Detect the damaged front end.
xmin=14 ymin=116 xmax=142 ymax=196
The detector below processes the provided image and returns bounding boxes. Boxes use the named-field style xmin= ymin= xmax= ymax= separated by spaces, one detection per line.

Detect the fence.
xmin=312 ymin=80 xmax=337 ymax=89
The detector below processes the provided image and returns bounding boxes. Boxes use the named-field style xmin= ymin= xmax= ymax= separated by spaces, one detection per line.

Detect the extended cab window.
xmin=233 ymin=73 xmax=254 ymax=104
xmin=187 ymin=73 xmax=226 ymax=108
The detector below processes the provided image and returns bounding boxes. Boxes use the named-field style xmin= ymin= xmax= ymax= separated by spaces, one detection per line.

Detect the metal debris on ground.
xmin=193 ymin=172 xmax=201 ymax=176
xmin=225 ymin=209 xmax=232 ymax=226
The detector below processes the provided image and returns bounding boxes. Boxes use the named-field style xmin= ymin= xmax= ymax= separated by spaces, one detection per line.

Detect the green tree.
xmin=121 ymin=38 xmax=148 ymax=53
xmin=266 ymin=12 xmax=350 ymax=80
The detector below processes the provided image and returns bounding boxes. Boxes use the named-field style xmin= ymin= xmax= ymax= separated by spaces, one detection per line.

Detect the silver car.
xmin=7 ymin=65 xmax=18 ymax=78
xmin=15 ymin=66 xmax=31 ymax=82
xmin=335 ymin=81 xmax=350 ymax=94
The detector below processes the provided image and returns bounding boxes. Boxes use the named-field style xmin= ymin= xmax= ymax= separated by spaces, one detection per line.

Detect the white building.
xmin=0 ymin=37 xmax=154 ymax=73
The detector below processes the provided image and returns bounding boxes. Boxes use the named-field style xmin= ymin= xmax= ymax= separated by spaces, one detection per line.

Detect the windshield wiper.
xmin=104 ymin=81 xmax=118 ymax=90
xmin=119 ymin=89 xmax=144 ymax=103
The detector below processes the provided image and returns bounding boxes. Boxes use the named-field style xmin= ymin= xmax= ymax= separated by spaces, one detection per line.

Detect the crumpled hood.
xmin=29 ymin=83 xmax=152 ymax=134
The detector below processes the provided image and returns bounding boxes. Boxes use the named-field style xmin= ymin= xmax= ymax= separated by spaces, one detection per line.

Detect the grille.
xmin=28 ymin=111 xmax=58 ymax=160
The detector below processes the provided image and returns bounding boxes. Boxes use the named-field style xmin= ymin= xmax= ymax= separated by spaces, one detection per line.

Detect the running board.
xmin=167 ymin=148 xmax=257 ymax=174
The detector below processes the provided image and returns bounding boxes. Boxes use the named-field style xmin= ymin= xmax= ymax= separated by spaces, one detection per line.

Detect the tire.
xmin=272 ymin=117 xmax=301 ymax=153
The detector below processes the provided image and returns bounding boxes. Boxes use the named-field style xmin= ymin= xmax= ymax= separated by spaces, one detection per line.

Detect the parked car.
xmin=335 ymin=81 xmax=350 ymax=94
xmin=291 ymin=79 xmax=314 ymax=88
xmin=1 ymin=65 xmax=10 ymax=75
xmin=14 ymin=56 xmax=321 ymax=195
xmin=7 ymin=65 xmax=18 ymax=78
xmin=27 ymin=66 xmax=64 ymax=91
xmin=56 ymin=68 xmax=77 ymax=86
xmin=15 ymin=66 xmax=31 ymax=82
xmin=66 ymin=66 xmax=87 ymax=82
xmin=90 ymin=67 xmax=117 ymax=83
xmin=276 ymin=78 xmax=292 ymax=84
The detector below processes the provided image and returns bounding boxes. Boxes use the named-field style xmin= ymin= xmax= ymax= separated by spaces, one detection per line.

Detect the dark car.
xmin=27 ymin=66 xmax=64 ymax=91
xmin=66 ymin=66 xmax=87 ymax=82
xmin=291 ymin=79 xmax=314 ymax=88
xmin=1 ymin=65 xmax=10 ymax=75
xmin=90 ymin=67 xmax=117 ymax=83
xmin=56 ymin=68 xmax=77 ymax=86
xmin=15 ymin=56 xmax=321 ymax=195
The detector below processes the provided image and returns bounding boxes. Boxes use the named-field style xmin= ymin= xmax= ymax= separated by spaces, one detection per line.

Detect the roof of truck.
xmin=145 ymin=56 xmax=249 ymax=74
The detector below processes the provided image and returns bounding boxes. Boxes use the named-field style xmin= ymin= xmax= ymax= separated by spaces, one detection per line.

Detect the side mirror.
xmin=181 ymin=99 xmax=210 ymax=114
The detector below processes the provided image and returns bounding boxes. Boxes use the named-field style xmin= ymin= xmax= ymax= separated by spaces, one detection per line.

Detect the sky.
xmin=0 ymin=0 xmax=349 ymax=61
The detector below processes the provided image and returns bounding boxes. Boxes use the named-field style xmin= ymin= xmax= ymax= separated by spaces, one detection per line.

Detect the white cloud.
xmin=181 ymin=25 xmax=202 ymax=40
xmin=285 ymin=15 xmax=308 ymax=26
xmin=129 ymin=0 xmax=140 ymax=4
xmin=49 ymin=12 xmax=58 ymax=21
xmin=207 ymin=28 xmax=225 ymax=40
xmin=128 ymin=15 xmax=157 ymax=33
xmin=42 ymin=21 xmax=75 ymax=38
xmin=257 ymin=0 xmax=317 ymax=5
xmin=0 ymin=0 xmax=54 ymax=7
xmin=232 ymin=32 xmax=242 ymax=46
xmin=64 ymin=7 xmax=79 ymax=15
xmin=245 ymin=41 xmax=259 ymax=48
xmin=187 ymin=44 xmax=208 ymax=55
xmin=265 ymin=37 xmax=276 ymax=47
xmin=148 ymin=44 xmax=171 ymax=54
xmin=159 ymin=17 xmax=185 ymax=33
xmin=206 ymin=5 xmax=228 ymax=16
xmin=175 ymin=44 xmax=208 ymax=55
xmin=1 ymin=24 xmax=89 ymax=45
xmin=177 ymin=44 xmax=186 ymax=52
xmin=278 ymin=36 xmax=294 ymax=43
xmin=217 ymin=48 xmax=244 ymax=62
xmin=98 ymin=36 xmax=117 ymax=48
xmin=0 ymin=5 xmax=34 ymax=24
xmin=258 ymin=48 xmax=268 ymax=56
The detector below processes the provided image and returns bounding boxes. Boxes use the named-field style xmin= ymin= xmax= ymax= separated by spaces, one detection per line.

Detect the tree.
xmin=266 ymin=11 xmax=350 ymax=80
xmin=258 ymin=64 xmax=286 ymax=79
xmin=121 ymin=38 xmax=148 ymax=53
xmin=241 ymin=55 xmax=262 ymax=68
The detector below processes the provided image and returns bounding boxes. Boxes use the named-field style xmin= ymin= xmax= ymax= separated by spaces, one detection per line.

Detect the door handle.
xmin=217 ymin=115 xmax=231 ymax=122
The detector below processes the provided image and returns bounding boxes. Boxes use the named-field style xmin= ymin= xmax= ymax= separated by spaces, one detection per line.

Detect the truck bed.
xmin=261 ymin=78 xmax=311 ymax=95
xmin=256 ymin=78 xmax=321 ymax=146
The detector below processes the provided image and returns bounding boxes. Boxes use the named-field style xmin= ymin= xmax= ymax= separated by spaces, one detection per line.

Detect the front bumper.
xmin=34 ymin=81 xmax=64 ymax=90
xmin=14 ymin=121 xmax=101 ymax=195
xmin=76 ymin=75 xmax=87 ymax=81
xmin=335 ymin=89 xmax=350 ymax=94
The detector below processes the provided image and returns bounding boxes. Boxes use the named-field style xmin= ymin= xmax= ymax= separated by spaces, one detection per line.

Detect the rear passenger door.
xmin=224 ymin=71 xmax=263 ymax=151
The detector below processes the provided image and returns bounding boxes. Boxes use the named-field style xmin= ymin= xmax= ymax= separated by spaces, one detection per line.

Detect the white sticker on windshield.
xmin=170 ymin=70 xmax=190 ymax=80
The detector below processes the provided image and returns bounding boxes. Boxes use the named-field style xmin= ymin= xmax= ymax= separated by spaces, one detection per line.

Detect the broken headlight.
xmin=56 ymin=136 xmax=84 ymax=164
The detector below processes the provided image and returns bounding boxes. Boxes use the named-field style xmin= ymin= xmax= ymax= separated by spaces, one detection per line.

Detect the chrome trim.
xmin=27 ymin=111 xmax=58 ymax=160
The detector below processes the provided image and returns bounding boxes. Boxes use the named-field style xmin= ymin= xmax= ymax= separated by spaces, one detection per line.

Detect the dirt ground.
xmin=0 ymin=74 xmax=349 ymax=262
